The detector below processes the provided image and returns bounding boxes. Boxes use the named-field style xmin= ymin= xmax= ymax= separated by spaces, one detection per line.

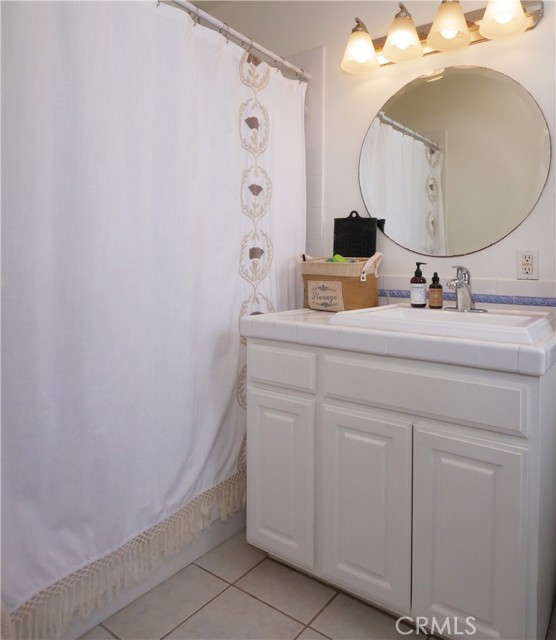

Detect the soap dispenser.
xmin=410 ymin=262 xmax=427 ymax=308
xmin=429 ymin=272 xmax=443 ymax=309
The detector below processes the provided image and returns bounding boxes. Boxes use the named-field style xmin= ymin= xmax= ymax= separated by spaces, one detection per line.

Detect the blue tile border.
xmin=380 ymin=289 xmax=410 ymax=299
xmin=379 ymin=289 xmax=556 ymax=308
xmin=512 ymin=296 xmax=556 ymax=307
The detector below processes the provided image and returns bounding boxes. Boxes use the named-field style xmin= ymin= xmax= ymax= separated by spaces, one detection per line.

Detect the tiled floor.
xmin=79 ymin=529 xmax=556 ymax=640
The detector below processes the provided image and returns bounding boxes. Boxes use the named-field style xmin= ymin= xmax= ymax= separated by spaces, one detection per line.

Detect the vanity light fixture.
xmin=341 ymin=0 xmax=543 ymax=72
xmin=341 ymin=18 xmax=379 ymax=73
xmin=479 ymin=0 xmax=528 ymax=39
xmin=427 ymin=0 xmax=471 ymax=51
xmin=382 ymin=3 xmax=423 ymax=63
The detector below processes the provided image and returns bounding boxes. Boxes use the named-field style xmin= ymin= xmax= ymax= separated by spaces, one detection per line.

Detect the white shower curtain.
xmin=1 ymin=2 xmax=306 ymax=638
xmin=360 ymin=119 xmax=445 ymax=255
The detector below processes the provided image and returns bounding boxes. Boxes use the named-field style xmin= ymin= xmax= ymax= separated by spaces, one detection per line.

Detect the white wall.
xmin=200 ymin=1 xmax=555 ymax=294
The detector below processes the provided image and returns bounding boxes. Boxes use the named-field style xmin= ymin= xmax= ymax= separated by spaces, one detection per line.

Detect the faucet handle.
xmin=452 ymin=265 xmax=470 ymax=283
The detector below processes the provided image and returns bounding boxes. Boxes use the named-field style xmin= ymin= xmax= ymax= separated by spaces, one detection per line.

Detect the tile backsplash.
xmin=379 ymin=275 xmax=556 ymax=311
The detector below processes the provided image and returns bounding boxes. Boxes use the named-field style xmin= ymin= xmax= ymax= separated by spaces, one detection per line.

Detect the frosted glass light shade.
xmin=341 ymin=19 xmax=378 ymax=73
xmin=427 ymin=1 xmax=471 ymax=51
xmin=382 ymin=12 xmax=423 ymax=63
xmin=479 ymin=0 xmax=528 ymax=39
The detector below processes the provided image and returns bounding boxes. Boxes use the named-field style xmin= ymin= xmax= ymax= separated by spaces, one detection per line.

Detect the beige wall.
xmin=200 ymin=1 xmax=555 ymax=289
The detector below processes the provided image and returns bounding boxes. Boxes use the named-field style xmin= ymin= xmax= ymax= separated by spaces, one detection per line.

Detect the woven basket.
xmin=300 ymin=254 xmax=383 ymax=312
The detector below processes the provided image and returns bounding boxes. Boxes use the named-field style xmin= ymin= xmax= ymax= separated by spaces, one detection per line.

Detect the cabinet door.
xmin=320 ymin=403 xmax=412 ymax=612
xmin=413 ymin=424 xmax=527 ymax=640
xmin=246 ymin=387 xmax=315 ymax=569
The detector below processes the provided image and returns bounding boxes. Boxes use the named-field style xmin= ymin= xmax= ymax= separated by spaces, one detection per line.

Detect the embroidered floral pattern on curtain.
xmin=237 ymin=53 xmax=275 ymax=413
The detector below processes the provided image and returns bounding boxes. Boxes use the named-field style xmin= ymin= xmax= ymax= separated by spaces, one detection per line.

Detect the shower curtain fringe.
xmin=3 ymin=468 xmax=246 ymax=640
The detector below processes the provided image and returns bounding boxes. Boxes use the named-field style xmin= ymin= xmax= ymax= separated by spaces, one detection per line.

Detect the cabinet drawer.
xmin=322 ymin=354 xmax=533 ymax=436
xmin=248 ymin=341 xmax=317 ymax=393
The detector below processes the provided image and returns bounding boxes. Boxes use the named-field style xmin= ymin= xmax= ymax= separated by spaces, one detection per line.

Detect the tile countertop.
xmin=240 ymin=308 xmax=556 ymax=377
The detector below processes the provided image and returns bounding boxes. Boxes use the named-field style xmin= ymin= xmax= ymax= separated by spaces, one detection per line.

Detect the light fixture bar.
xmin=372 ymin=0 xmax=543 ymax=66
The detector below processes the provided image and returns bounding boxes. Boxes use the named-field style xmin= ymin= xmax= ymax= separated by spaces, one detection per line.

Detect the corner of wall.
xmin=290 ymin=46 xmax=325 ymax=258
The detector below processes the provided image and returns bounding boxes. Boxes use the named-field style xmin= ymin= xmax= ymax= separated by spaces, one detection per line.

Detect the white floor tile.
xmin=236 ymin=559 xmax=337 ymax=623
xmin=165 ymin=586 xmax=304 ymax=640
xmin=311 ymin=594 xmax=410 ymax=640
xmin=77 ymin=625 xmax=116 ymax=640
xmin=102 ymin=564 xmax=227 ymax=640
xmin=90 ymin=529 xmax=554 ymax=640
xmin=194 ymin=528 xmax=267 ymax=582
xmin=236 ymin=558 xmax=336 ymax=623
xmin=297 ymin=628 xmax=331 ymax=640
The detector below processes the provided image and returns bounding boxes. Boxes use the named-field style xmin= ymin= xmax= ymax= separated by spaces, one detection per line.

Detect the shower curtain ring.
xmin=220 ymin=23 xmax=230 ymax=42
xmin=247 ymin=38 xmax=253 ymax=53
xmin=194 ymin=6 xmax=200 ymax=26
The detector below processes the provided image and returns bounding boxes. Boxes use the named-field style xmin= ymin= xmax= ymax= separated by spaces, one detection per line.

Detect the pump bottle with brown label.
xmin=410 ymin=262 xmax=427 ymax=308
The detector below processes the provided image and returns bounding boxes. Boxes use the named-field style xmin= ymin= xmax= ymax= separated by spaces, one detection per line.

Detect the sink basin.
xmin=329 ymin=303 xmax=554 ymax=345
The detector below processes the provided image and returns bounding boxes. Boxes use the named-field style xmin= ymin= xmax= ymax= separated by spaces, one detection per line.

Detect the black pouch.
xmin=333 ymin=210 xmax=378 ymax=257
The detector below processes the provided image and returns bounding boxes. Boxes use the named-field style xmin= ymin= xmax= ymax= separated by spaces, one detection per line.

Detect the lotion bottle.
xmin=410 ymin=262 xmax=427 ymax=308
xmin=428 ymin=272 xmax=443 ymax=309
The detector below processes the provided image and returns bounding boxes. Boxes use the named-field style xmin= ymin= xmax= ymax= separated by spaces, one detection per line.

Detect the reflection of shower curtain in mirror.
xmin=363 ymin=120 xmax=446 ymax=255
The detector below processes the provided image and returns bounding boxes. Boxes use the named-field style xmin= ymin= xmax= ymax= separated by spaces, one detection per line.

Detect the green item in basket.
xmin=325 ymin=254 xmax=347 ymax=263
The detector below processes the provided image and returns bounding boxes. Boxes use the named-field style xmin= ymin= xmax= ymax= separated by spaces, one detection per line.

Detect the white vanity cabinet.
xmin=245 ymin=330 xmax=556 ymax=640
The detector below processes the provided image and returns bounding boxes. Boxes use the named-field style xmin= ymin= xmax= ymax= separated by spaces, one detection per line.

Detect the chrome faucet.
xmin=445 ymin=266 xmax=487 ymax=313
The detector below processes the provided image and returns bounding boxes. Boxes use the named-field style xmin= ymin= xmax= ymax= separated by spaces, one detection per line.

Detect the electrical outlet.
xmin=517 ymin=250 xmax=539 ymax=280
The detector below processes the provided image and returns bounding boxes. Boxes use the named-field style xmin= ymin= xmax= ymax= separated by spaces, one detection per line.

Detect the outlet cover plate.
xmin=517 ymin=249 xmax=539 ymax=280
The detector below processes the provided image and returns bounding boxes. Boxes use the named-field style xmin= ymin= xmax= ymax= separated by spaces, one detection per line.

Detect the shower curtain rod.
xmin=164 ymin=0 xmax=311 ymax=82
xmin=378 ymin=111 xmax=440 ymax=152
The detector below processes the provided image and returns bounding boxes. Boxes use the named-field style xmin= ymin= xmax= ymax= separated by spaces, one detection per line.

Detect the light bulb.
xmin=395 ymin=33 xmax=412 ymax=50
xmin=440 ymin=29 xmax=458 ymax=39
xmin=351 ymin=35 xmax=374 ymax=62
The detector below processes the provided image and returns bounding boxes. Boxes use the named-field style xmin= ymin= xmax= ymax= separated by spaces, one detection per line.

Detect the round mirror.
xmin=359 ymin=66 xmax=551 ymax=256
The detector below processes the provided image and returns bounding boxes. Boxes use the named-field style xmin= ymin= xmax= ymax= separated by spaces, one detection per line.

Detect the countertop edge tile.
xmin=518 ymin=346 xmax=546 ymax=376
xmin=242 ymin=309 xmax=555 ymax=376
xmin=337 ymin=327 xmax=388 ymax=355
xmin=249 ymin=318 xmax=276 ymax=340
xmin=478 ymin=341 xmax=520 ymax=372
xmin=274 ymin=321 xmax=298 ymax=343
xmin=387 ymin=333 xmax=445 ymax=362
xmin=296 ymin=323 xmax=341 ymax=349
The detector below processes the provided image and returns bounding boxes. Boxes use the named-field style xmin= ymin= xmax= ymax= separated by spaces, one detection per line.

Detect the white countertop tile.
xmin=242 ymin=307 xmax=556 ymax=376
